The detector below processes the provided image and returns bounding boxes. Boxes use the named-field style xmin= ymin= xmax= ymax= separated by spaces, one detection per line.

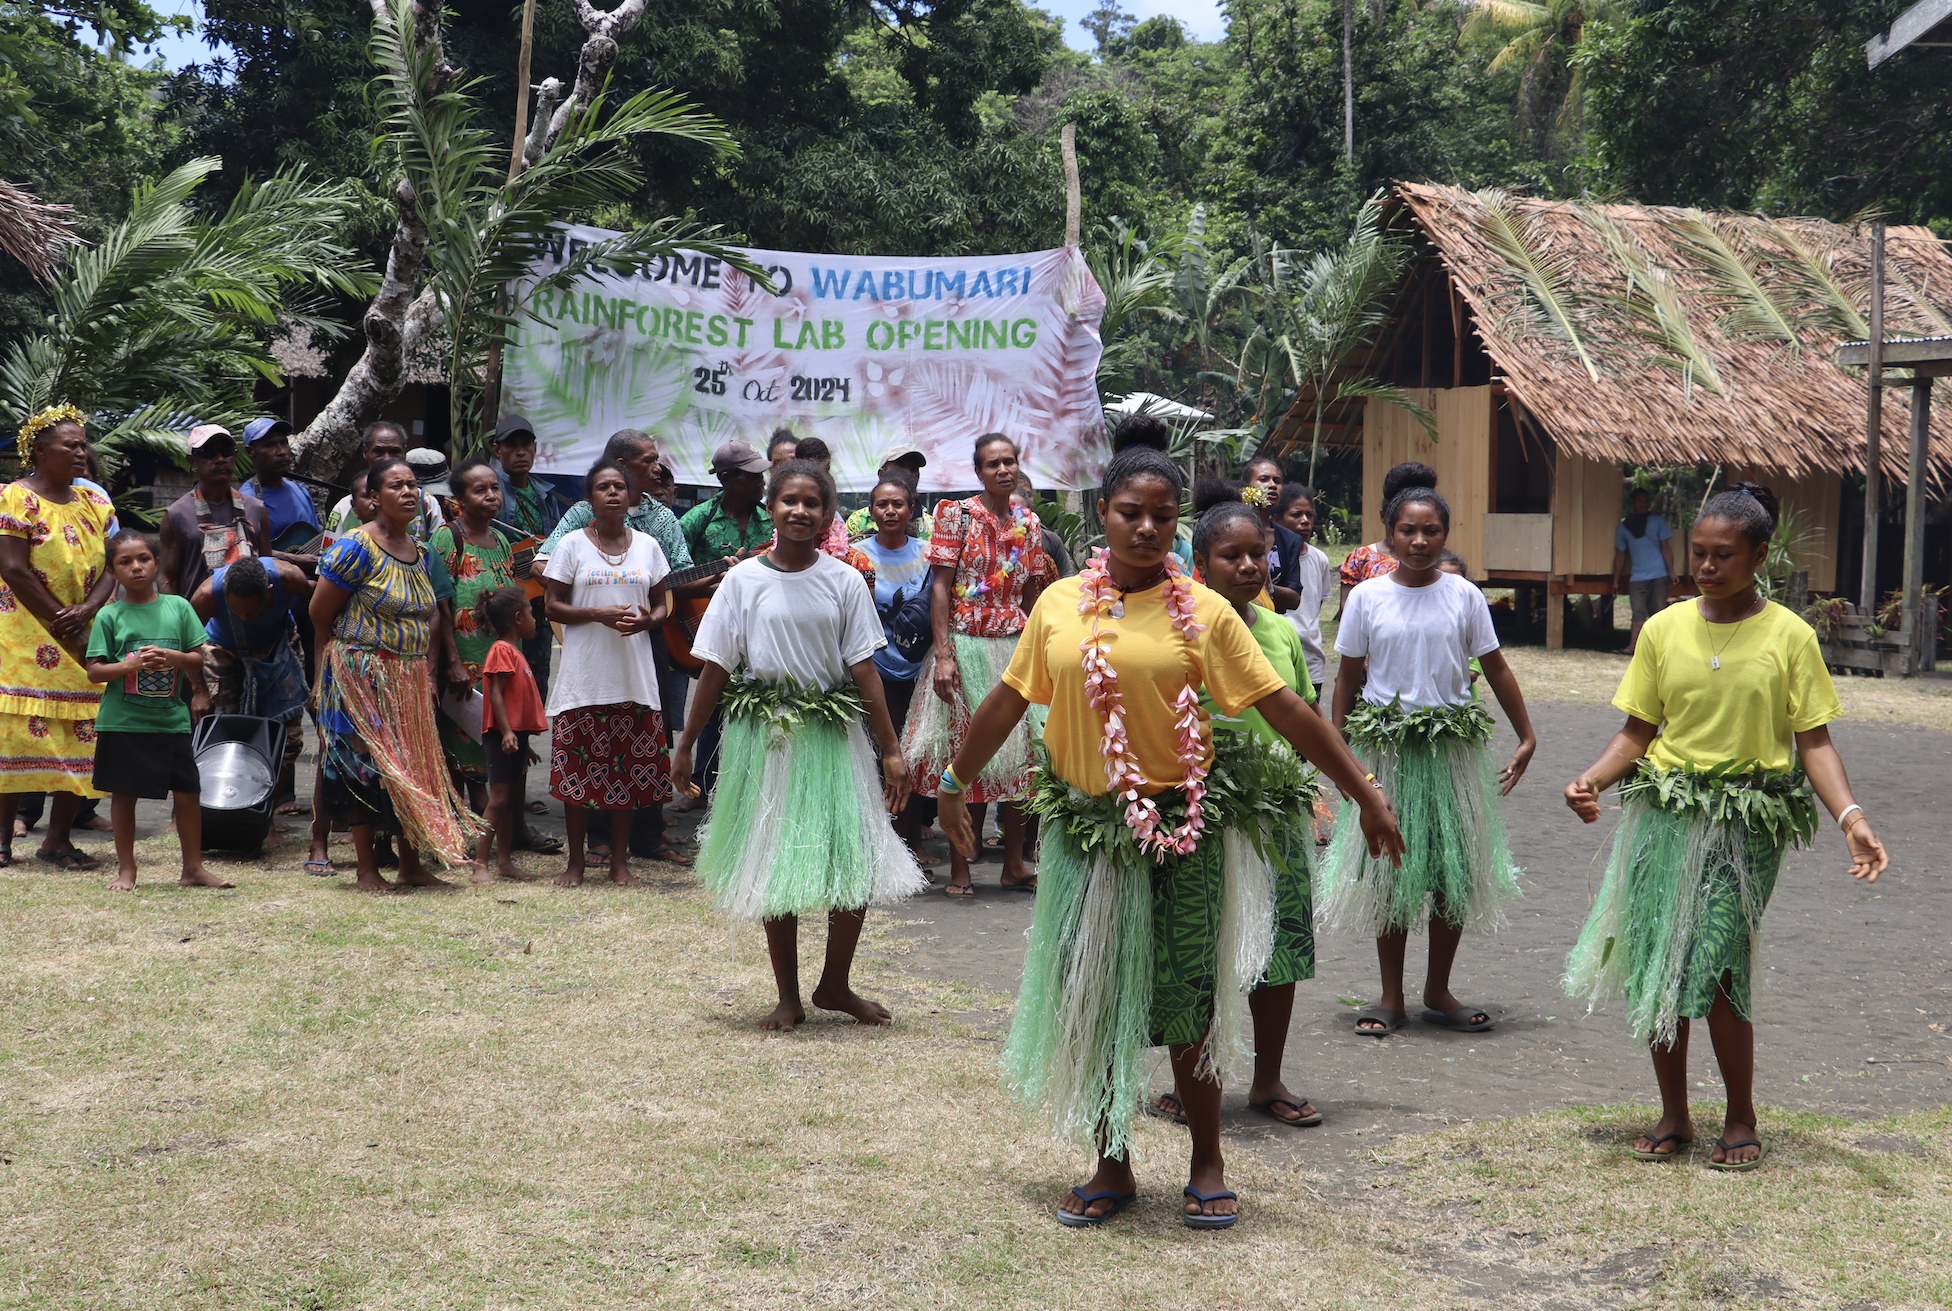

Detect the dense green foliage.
xmin=5 ymin=0 xmax=1944 ymax=471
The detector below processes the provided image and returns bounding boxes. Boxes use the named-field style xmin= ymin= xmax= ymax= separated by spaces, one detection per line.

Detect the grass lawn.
xmin=5 ymin=835 xmax=1949 ymax=1309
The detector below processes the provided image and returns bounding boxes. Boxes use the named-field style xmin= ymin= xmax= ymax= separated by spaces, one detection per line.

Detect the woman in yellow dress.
xmin=0 ymin=406 xmax=119 ymax=868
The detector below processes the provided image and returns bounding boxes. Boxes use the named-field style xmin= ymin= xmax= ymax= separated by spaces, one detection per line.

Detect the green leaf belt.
xmin=1345 ymin=697 xmax=1496 ymax=750
xmin=1024 ymin=731 xmax=1322 ymax=874
xmin=1618 ymin=760 xmax=1820 ymax=848
xmin=721 ymin=673 xmax=867 ymax=735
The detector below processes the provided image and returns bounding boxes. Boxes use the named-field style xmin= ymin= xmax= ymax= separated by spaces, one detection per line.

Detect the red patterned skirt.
xmin=549 ymin=702 xmax=671 ymax=809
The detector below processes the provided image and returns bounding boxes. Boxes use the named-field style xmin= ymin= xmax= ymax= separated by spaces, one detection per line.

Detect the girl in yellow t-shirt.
xmin=1564 ymin=483 xmax=1888 ymax=1171
xmin=937 ymin=447 xmax=1403 ymax=1232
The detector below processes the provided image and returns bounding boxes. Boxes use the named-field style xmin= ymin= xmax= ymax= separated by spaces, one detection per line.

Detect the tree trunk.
xmin=1342 ymin=0 xmax=1354 ymax=159
xmin=539 ymin=0 xmax=650 ymax=154
xmin=291 ymin=0 xmax=453 ymax=480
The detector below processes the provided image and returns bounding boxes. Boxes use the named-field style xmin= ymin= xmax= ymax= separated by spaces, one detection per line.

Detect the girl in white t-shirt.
xmin=1321 ymin=487 xmax=1538 ymax=1037
xmin=673 ymin=460 xmax=926 ymax=1031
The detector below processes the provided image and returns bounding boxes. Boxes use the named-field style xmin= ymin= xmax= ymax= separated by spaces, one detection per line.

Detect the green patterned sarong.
xmin=1263 ymin=825 xmax=1316 ymax=989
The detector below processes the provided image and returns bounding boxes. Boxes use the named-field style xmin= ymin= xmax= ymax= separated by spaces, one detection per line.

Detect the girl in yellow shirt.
xmin=937 ymin=448 xmax=1404 ymax=1231
xmin=1564 ymin=483 xmax=1888 ymax=1170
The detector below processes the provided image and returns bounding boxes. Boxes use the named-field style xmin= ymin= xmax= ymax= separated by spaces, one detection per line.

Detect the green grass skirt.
xmin=1563 ymin=798 xmax=1786 ymax=1046
xmin=1318 ymin=734 xmax=1521 ymax=936
xmin=902 ymin=633 xmax=1037 ymax=803
xmin=1001 ymin=814 xmax=1297 ymax=1155
xmin=695 ymin=712 xmax=928 ymax=921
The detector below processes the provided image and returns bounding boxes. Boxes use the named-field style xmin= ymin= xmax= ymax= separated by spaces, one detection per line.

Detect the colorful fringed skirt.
xmin=1008 ymin=737 xmax=1316 ymax=1155
xmin=549 ymin=702 xmax=670 ymax=809
xmin=903 ymin=633 xmax=1037 ymax=802
xmin=1564 ymin=764 xmax=1813 ymax=1046
xmin=695 ymin=677 xmax=927 ymax=921
xmin=1319 ymin=698 xmax=1520 ymax=937
xmin=317 ymin=642 xmax=482 ymax=866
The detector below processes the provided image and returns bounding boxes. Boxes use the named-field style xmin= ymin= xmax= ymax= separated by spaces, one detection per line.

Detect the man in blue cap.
xmin=240 ymin=417 xmax=322 ymax=568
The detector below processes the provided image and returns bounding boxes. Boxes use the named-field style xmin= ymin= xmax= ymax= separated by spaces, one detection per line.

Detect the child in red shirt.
xmin=471 ymin=587 xmax=548 ymax=883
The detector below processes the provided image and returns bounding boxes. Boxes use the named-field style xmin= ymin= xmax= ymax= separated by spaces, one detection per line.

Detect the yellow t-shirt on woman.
xmin=1003 ymin=576 xmax=1286 ymax=796
xmin=1613 ymin=599 xmax=1842 ymax=774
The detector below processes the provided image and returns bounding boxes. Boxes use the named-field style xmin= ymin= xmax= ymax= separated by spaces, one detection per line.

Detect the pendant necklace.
xmin=1701 ymin=593 xmax=1763 ymax=670
xmin=1109 ymin=564 xmax=1167 ymax=618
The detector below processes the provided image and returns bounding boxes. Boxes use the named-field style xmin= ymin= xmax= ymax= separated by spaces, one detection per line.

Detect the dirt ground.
xmin=882 ymin=700 xmax=1952 ymax=1187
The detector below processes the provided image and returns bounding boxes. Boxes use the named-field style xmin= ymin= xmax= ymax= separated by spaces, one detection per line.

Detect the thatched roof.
xmin=0 ymin=180 xmax=79 ymax=285
xmin=1276 ymin=183 xmax=1952 ymax=482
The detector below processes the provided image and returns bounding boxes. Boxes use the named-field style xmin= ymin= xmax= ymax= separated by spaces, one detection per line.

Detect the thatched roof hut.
xmin=0 ymin=180 xmax=79 ymax=285
xmin=1268 ymin=183 xmax=1952 ymax=641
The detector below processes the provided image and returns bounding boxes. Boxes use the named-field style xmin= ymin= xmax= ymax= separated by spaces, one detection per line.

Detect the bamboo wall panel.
xmin=1362 ymin=385 xmax=1494 ymax=578
xmin=1551 ymin=448 xmax=1623 ymax=577
xmin=1724 ymin=465 xmax=1842 ymax=594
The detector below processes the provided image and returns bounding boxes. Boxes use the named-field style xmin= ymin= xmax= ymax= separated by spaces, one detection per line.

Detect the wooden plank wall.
xmin=1722 ymin=466 xmax=1842 ymax=594
xmin=1362 ymin=386 xmax=1494 ymax=578
xmin=1551 ymin=449 xmax=1622 ymax=577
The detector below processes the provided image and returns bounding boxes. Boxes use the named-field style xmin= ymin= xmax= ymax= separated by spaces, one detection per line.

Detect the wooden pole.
xmin=1860 ymin=221 xmax=1885 ymax=614
xmin=1060 ymin=123 xmax=1081 ymax=249
xmin=1902 ymin=377 xmax=1931 ymax=668
xmin=482 ymin=0 xmax=538 ymax=440
xmin=508 ymin=0 xmax=537 ymax=183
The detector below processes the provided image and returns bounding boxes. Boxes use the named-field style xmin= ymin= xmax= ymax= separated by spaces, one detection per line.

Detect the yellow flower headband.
xmin=15 ymin=403 xmax=85 ymax=460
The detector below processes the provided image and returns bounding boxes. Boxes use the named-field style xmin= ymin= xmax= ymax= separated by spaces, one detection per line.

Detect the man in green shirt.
xmin=679 ymin=440 xmax=773 ymax=562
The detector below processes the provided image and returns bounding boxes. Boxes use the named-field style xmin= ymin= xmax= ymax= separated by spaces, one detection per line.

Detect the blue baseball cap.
xmin=242 ymin=417 xmax=295 ymax=445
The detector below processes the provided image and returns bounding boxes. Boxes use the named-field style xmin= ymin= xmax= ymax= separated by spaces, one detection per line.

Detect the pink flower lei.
xmin=1076 ymin=546 xmax=1208 ymax=859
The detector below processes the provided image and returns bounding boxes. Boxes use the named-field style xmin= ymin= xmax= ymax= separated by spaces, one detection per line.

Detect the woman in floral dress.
xmin=901 ymin=434 xmax=1051 ymax=896
xmin=429 ymin=460 xmax=521 ymax=803
xmin=0 ymin=406 xmax=118 ymax=869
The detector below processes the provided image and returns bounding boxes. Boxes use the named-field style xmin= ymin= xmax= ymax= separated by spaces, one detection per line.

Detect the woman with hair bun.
xmin=1338 ymin=461 xmax=1437 ymax=613
xmin=937 ymin=445 xmax=1402 ymax=1229
xmin=1564 ymin=482 xmax=1887 ymax=1170
xmin=1321 ymin=483 xmax=1536 ymax=1038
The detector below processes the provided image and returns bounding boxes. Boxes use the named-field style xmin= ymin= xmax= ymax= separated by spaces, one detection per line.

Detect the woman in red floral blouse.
xmin=902 ymin=434 xmax=1051 ymax=896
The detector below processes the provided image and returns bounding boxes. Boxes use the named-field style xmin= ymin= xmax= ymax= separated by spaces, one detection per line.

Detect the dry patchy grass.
xmin=2 ymin=839 xmax=1947 ymax=1309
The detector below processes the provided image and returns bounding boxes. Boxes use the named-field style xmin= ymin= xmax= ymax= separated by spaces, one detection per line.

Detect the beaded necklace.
xmin=955 ymin=501 xmax=1032 ymax=602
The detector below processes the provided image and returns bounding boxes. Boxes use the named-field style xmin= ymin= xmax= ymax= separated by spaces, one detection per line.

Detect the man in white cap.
xmin=844 ymin=442 xmax=932 ymax=540
xmin=160 ymin=424 xmax=271 ymax=599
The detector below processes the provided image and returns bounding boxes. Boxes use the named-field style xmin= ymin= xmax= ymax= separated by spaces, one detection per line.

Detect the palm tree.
xmin=359 ymin=0 xmax=761 ymax=457
xmin=0 ymin=158 xmax=376 ymax=476
xmin=1086 ymin=216 xmax=1178 ymax=395
xmin=1256 ymin=195 xmax=1433 ymax=485
xmin=1464 ymin=0 xmax=1632 ymax=149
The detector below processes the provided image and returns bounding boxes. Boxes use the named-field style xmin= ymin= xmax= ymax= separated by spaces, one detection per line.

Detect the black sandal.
xmin=35 ymin=847 xmax=97 ymax=872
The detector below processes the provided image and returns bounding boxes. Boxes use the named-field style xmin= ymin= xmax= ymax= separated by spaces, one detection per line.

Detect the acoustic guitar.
xmin=659 ymin=556 xmax=743 ymax=672
xmin=504 ymin=533 xmax=544 ymax=599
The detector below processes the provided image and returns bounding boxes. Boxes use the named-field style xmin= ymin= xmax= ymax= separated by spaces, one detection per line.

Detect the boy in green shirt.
xmin=84 ymin=531 xmax=231 ymax=892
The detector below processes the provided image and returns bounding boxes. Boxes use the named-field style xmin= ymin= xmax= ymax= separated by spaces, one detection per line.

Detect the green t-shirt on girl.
xmin=84 ymin=594 xmax=206 ymax=735
xmin=1201 ymin=604 xmax=1317 ymax=743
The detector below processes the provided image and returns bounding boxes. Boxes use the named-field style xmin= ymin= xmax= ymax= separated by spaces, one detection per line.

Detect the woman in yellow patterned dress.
xmin=0 ymin=407 xmax=118 ymax=869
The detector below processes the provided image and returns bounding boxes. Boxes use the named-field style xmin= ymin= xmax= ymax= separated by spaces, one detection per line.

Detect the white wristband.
xmin=1836 ymin=803 xmax=1863 ymax=830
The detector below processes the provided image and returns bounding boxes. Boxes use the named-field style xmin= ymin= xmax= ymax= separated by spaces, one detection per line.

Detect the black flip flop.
xmin=36 ymin=847 xmax=96 ymax=872
xmin=1000 ymin=875 xmax=1037 ymax=893
xmin=1704 ymin=1136 xmax=1769 ymax=1171
xmin=1354 ymin=1006 xmax=1406 ymax=1036
xmin=944 ymin=882 xmax=975 ymax=898
xmin=1056 ymin=1187 xmax=1137 ymax=1228
xmin=1420 ymin=1005 xmax=1494 ymax=1033
xmin=1631 ymin=1130 xmax=1694 ymax=1161
xmin=1248 ymin=1095 xmax=1323 ymax=1128
xmin=1182 ymin=1186 xmax=1239 ymax=1230
xmin=1150 ymin=1092 xmax=1188 ymax=1126
xmin=526 ymin=800 xmax=548 ymax=815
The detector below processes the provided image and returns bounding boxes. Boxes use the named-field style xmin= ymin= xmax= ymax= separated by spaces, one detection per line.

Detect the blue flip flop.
xmin=1182 ymin=1186 xmax=1239 ymax=1230
xmin=1056 ymin=1187 xmax=1137 ymax=1228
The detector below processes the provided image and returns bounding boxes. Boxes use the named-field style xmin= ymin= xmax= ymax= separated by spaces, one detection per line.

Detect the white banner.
xmin=502 ymin=227 xmax=1111 ymax=492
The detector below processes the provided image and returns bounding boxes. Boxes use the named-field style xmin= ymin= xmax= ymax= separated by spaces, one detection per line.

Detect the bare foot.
xmin=179 ymin=867 xmax=236 ymax=889
xmin=81 ymin=815 xmax=113 ymax=832
xmin=497 ymin=866 xmax=538 ymax=882
xmin=274 ymin=799 xmax=308 ymax=816
xmin=352 ymin=873 xmax=395 ymax=893
xmin=1633 ymin=1113 xmax=1697 ymax=1157
xmin=11 ymin=818 xmax=24 ymax=839
xmin=1711 ymin=1118 xmax=1761 ymax=1166
xmin=1058 ymin=1159 xmax=1138 ymax=1221
xmin=105 ymin=871 xmax=136 ymax=892
xmin=396 ymin=867 xmax=455 ymax=890
xmin=759 ymin=1000 xmax=806 ymax=1031
xmin=810 ymin=984 xmax=892 ymax=1026
xmin=609 ymin=865 xmax=643 ymax=886
xmin=468 ymin=861 xmax=495 ymax=885
xmin=554 ymin=865 xmax=585 ymax=888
